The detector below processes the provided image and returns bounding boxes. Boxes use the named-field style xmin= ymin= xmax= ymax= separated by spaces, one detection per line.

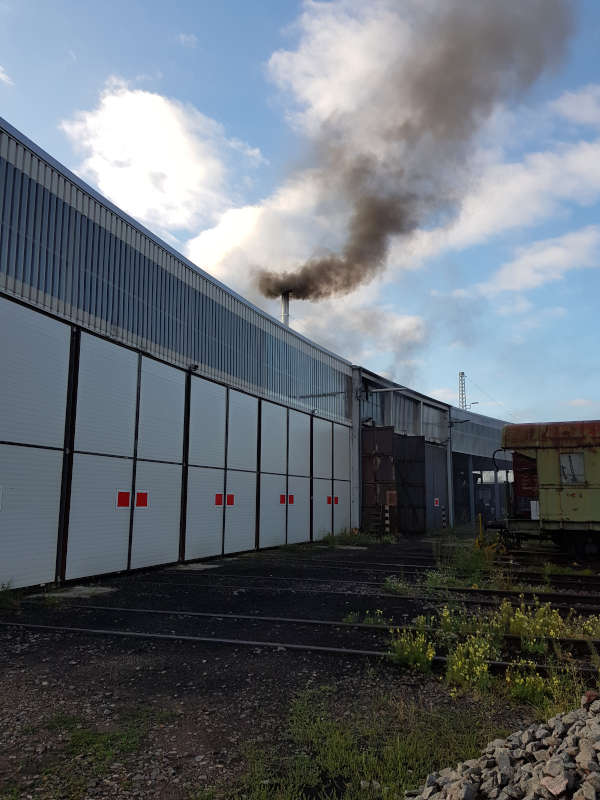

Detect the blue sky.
xmin=1 ymin=0 xmax=599 ymax=422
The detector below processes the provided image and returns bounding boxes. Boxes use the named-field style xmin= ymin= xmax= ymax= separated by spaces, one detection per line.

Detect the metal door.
xmin=67 ymin=454 xmax=133 ymax=578
xmin=287 ymin=476 xmax=310 ymax=544
xmin=333 ymin=480 xmax=351 ymax=534
xmin=186 ymin=466 xmax=225 ymax=559
xmin=227 ymin=391 xmax=258 ymax=471
xmin=313 ymin=418 xmax=332 ymax=479
xmin=0 ymin=444 xmax=62 ymax=588
xmin=333 ymin=424 xmax=351 ymax=480
xmin=259 ymin=473 xmax=286 ymax=548
xmin=261 ymin=402 xmax=287 ymax=475
xmin=223 ymin=469 xmax=256 ymax=554
xmin=312 ymin=478 xmax=333 ymax=540
xmin=137 ymin=358 xmax=185 ymax=463
xmin=130 ymin=461 xmax=182 ymax=569
xmin=189 ymin=377 xmax=226 ymax=468
xmin=288 ymin=410 xmax=310 ymax=476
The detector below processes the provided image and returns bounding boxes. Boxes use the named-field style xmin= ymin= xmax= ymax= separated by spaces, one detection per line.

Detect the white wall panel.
xmin=333 ymin=480 xmax=351 ymax=534
xmin=130 ymin=461 xmax=181 ymax=569
xmin=259 ymin=473 xmax=286 ymax=548
xmin=186 ymin=466 xmax=224 ymax=559
xmin=75 ymin=334 xmax=138 ymax=457
xmin=312 ymin=418 xmax=332 ymax=479
xmin=288 ymin=411 xmax=310 ymax=477
xmin=224 ymin=469 xmax=256 ymax=554
xmin=333 ymin=424 xmax=351 ymax=481
xmin=260 ymin=402 xmax=287 ymax=474
xmin=0 ymin=444 xmax=62 ymax=588
xmin=287 ymin=476 xmax=310 ymax=544
xmin=137 ymin=358 xmax=185 ymax=462
xmin=67 ymin=454 xmax=132 ymax=578
xmin=0 ymin=297 xmax=69 ymax=448
xmin=312 ymin=478 xmax=333 ymax=540
xmin=189 ymin=377 xmax=226 ymax=468
xmin=227 ymin=391 xmax=257 ymax=471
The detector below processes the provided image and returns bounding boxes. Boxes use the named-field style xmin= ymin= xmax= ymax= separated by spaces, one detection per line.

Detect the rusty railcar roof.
xmin=502 ymin=420 xmax=600 ymax=449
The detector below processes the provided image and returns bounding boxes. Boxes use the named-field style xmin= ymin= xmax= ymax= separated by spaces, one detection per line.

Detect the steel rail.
xmin=1 ymin=620 xmax=597 ymax=675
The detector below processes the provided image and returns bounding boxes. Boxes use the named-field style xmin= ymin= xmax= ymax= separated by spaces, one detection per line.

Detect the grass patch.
xmin=389 ymin=629 xmax=435 ymax=672
xmin=0 ymin=582 xmax=21 ymax=612
xmin=543 ymin=562 xmax=594 ymax=579
xmin=342 ymin=609 xmax=393 ymax=626
xmin=230 ymin=688 xmax=509 ymax=800
xmin=320 ymin=529 xmax=396 ymax=548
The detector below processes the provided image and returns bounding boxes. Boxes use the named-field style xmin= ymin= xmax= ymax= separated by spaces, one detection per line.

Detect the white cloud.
xmin=0 ymin=65 xmax=13 ymax=86
xmin=177 ymin=33 xmax=198 ymax=48
xmin=496 ymin=296 xmax=533 ymax=315
xmin=568 ymin=398 xmax=593 ymax=408
xmin=480 ymin=226 xmax=600 ymax=295
xmin=551 ymin=84 xmax=600 ymax=128
xmin=61 ymin=77 xmax=263 ymax=234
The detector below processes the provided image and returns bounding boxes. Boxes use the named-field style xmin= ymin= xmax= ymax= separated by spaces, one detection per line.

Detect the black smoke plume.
xmin=258 ymin=0 xmax=574 ymax=301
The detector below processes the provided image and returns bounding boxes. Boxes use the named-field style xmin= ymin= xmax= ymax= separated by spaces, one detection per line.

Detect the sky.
xmin=1 ymin=0 xmax=599 ymax=423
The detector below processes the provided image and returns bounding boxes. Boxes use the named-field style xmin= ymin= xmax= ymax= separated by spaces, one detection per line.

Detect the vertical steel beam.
xmin=350 ymin=367 xmax=361 ymax=530
xmin=468 ymin=453 xmax=475 ymax=523
xmin=178 ymin=370 xmax=192 ymax=562
xmin=55 ymin=326 xmax=81 ymax=583
xmin=126 ymin=353 xmax=142 ymax=570
xmin=255 ymin=400 xmax=262 ymax=549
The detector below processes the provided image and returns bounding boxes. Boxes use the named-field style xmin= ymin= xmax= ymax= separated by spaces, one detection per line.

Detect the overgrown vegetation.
xmin=230 ymin=688 xmax=509 ymax=800
xmin=389 ymin=629 xmax=435 ymax=672
xmin=320 ymin=528 xmax=396 ymax=548
xmin=342 ymin=609 xmax=393 ymax=626
xmin=0 ymin=582 xmax=20 ymax=612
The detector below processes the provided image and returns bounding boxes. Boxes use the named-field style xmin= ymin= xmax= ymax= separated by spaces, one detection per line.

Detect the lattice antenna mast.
xmin=458 ymin=371 xmax=467 ymax=410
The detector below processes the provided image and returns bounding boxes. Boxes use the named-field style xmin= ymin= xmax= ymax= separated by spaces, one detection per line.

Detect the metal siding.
xmin=312 ymin=478 xmax=333 ymax=540
xmin=259 ymin=473 xmax=286 ymax=547
xmin=188 ymin=376 xmax=226 ymax=467
xmin=288 ymin=410 xmax=310 ymax=477
xmin=286 ymin=476 xmax=310 ymax=544
xmin=66 ymin=454 xmax=132 ymax=578
xmin=74 ymin=333 xmax=138 ymax=456
xmin=0 ymin=444 xmax=62 ymax=588
xmin=333 ymin=424 xmax=351 ymax=480
xmin=227 ymin=390 xmax=258 ymax=471
xmin=0 ymin=296 xmax=69 ymax=447
xmin=333 ymin=480 xmax=351 ymax=534
xmin=185 ymin=466 xmax=225 ymax=559
xmin=137 ymin=357 xmax=185 ymax=462
xmin=223 ymin=469 xmax=256 ymax=554
xmin=130 ymin=461 xmax=182 ymax=568
xmin=313 ymin=418 xmax=333 ymax=479
xmin=260 ymin=402 xmax=287 ymax=474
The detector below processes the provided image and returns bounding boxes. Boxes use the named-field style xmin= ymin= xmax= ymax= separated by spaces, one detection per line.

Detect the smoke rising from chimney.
xmin=257 ymin=0 xmax=574 ymax=301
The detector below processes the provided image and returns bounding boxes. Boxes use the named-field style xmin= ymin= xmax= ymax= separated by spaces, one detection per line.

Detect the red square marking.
xmin=327 ymin=496 xmax=332 ymax=505
xmin=288 ymin=494 xmax=294 ymax=505
xmin=116 ymin=490 xmax=130 ymax=509
xmin=226 ymin=494 xmax=235 ymax=506
xmin=334 ymin=496 xmax=339 ymax=505
xmin=215 ymin=493 xmax=223 ymax=506
xmin=280 ymin=494 xmax=286 ymax=505
xmin=136 ymin=491 xmax=148 ymax=508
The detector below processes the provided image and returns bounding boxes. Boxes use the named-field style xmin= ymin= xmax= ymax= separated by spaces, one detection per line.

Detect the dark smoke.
xmin=258 ymin=0 xmax=574 ymax=301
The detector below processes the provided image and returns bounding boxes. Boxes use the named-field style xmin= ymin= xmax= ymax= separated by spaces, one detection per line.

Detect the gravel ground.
xmin=0 ymin=540 xmax=542 ymax=799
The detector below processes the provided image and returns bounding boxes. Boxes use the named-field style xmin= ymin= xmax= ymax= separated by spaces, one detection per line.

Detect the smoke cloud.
xmin=258 ymin=0 xmax=574 ymax=301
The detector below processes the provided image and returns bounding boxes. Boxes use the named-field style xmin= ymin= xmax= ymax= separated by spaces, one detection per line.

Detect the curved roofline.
xmin=0 ymin=115 xmax=351 ymax=368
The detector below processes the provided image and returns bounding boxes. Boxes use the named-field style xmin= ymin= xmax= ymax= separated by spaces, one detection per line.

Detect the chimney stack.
xmin=280 ymin=291 xmax=290 ymax=327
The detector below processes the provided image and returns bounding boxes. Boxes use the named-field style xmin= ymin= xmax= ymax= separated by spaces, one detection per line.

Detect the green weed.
xmin=0 ymin=582 xmax=20 ymax=612
xmin=389 ymin=629 xmax=436 ymax=672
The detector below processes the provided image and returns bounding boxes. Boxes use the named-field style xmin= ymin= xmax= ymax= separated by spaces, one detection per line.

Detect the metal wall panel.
xmin=333 ymin=424 xmax=351 ymax=480
xmin=66 ymin=454 xmax=132 ymax=578
xmin=188 ymin=376 xmax=226 ymax=468
xmin=137 ymin=357 xmax=185 ymax=463
xmin=287 ymin=476 xmax=310 ymax=544
xmin=75 ymin=334 xmax=138 ymax=457
xmin=259 ymin=473 xmax=286 ymax=548
xmin=223 ymin=469 xmax=256 ymax=554
xmin=333 ymin=480 xmax=351 ymax=534
xmin=312 ymin=478 xmax=333 ymax=540
xmin=227 ymin=390 xmax=257 ymax=472
xmin=0 ymin=296 xmax=69 ymax=448
xmin=186 ymin=466 xmax=225 ymax=559
xmin=313 ymin=418 xmax=333 ymax=479
xmin=130 ymin=461 xmax=181 ymax=568
xmin=261 ymin=402 xmax=287 ymax=474
xmin=0 ymin=121 xmax=353 ymax=424
xmin=0 ymin=443 xmax=62 ymax=588
xmin=288 ymin=410 xmax=310 ymax=477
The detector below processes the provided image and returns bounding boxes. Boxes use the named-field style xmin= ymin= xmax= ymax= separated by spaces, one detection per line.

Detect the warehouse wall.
xmin=0 ymin=295 xmax=352 ymax=588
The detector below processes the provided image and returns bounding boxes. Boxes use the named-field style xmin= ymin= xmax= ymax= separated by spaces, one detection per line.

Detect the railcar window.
xmin=559 ymin=452 xmax=585 ymax=484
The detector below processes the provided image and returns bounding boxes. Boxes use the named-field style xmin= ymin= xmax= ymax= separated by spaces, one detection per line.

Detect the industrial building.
xmin=0 ymin=116 xmax=510 ymax=589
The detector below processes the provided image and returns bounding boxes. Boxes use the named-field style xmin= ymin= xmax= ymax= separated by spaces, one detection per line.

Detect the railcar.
xmin=496 ymin=420 xmax=600 ymax=555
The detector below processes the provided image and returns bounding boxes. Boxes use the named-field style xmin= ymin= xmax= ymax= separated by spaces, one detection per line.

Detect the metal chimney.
xmin=280 ymin=291 xmax=290 ymax=327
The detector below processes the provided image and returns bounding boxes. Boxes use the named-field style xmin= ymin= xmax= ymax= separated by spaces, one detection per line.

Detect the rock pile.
xmin=412 ymin=695 xmax=600 ymax=800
